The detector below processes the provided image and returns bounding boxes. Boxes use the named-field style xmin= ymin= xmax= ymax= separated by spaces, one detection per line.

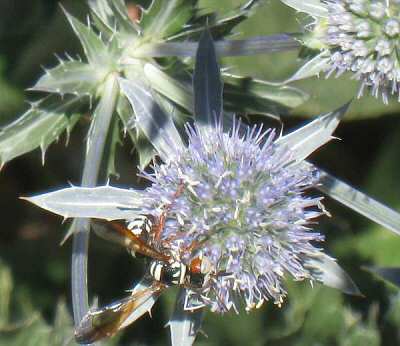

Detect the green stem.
xmin=133 ymin=35 xmax=301 ymax=58
xmin=71 ymin=74 xmax=119 ymax=333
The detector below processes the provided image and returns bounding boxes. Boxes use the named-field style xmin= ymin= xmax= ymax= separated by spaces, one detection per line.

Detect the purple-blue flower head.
xmin=139 ymin=119 xmax=327 ymax=313
xmin=324 ymin=0 xmax=400 ymax=103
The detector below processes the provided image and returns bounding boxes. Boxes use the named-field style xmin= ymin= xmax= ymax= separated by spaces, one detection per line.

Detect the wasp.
xmin=75 ymin=184 xmax=215 ymax=343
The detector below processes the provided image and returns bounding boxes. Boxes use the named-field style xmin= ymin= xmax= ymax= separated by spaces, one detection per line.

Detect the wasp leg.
xmin=153 ymin=180 xmax=185 ymax=241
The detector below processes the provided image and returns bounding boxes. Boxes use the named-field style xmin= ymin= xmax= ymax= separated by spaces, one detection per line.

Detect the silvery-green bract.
xmin=139 ymin=119 xmax=327 ymax=312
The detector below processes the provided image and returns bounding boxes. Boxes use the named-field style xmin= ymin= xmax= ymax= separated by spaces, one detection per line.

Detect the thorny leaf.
xmin=23 ymin=186 xmax=145 ymax=220
xmin=223 ymin=74 xmax=308 ymax=116
xmin=0 ymin=97 xmax=80 ymax=168
xmin=305 ymin=253 xmax=361 ymax=296
xmin=193 ymin=29 xmax=223 ymax=127
xmin=119 ymin=77 xmax=184 ymax=161
xmin=169 ymin=289 xmax=204 ymax=346
xmin=89 ymin=0 xmax=140 ymax=37
xmin=224 ymin=73 xmax=308 ymax=108
xmin=116 ymin=95 xmax=155 ymax=169
xmin=283 ymin=51 xmax=330 ymax=84
xmin=116 ymin=94 xmax=135 ymax=140
xmin=172 ymin=0 xmax=262 ymax=40
xmin=143 ymin=63 xmax=193 ymax=112
xmin=280 ymin=0 xmax=328 ymax=18
xmin=134 ymin=130 xmax=157 ymax=170
xmin=141 ymin=0 xmax=196 ymax=39
xmin=142 ymin=61 xmax=304 ymax=121
xmin=276 ymin=102 xmax=350 ymax=164
xmin=62 ymin=7 xmax=112 ymax=67
xmin=31 ymin=60 xmax=101 ymax=97
xmin=317 ymin=170 xmax=400 ymax=237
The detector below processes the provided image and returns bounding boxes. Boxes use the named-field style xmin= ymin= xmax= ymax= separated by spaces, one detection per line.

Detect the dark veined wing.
xmin=75 ymin=281 xmax=165 ymax=343
xmin=91 ymin=219 xmax=170 ymax=262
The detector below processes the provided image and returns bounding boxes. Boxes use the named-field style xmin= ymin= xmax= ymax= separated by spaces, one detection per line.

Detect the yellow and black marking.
xmin=149 ymin=259 xmax=187 ymax=286
xmin=127 ymin=215 xmax=153 ymax=237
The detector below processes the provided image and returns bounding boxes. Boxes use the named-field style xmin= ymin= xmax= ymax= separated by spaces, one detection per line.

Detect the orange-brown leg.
xmin=153 ymin=180 xmax=185 ymax=241
xmin=153 ymin=213 xmax=166 ymax=243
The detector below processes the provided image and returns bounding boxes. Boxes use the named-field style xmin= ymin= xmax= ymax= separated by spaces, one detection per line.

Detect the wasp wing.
xmin=91 ymin=219 xmax=169 ymax=261
xmin=75 ymin=281 xmax=165 ymax=343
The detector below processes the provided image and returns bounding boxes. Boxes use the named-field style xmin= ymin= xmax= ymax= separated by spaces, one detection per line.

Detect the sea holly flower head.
xmin=24 ymin=95 xmax=358 ymax=346
xmin=281 ymin=0 xmax=400 ymax=104
xmin=324 ymin=0 xmax=400 ymax=103
xmin=25 ymin=95 xmax=360 ymax=327
xmin=25 ymin=101 xmax=351 ymax=316
xmin=139 ymin=118 xmax=327 ymax=312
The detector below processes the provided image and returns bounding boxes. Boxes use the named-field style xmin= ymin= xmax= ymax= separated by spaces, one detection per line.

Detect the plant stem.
xmin=133 ymin=35 xmax=301 ymax=58
xmin=71 ymin=74 xmax=119 ymax=333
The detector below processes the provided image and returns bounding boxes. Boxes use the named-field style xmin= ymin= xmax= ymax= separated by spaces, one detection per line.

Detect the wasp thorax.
xmin=149 ymin=260 xmax=186 ymax=286
xmin=148 ymin=254 xmax=214 ymax=289
xmin=127 ymin=215 xmax=153 ymax=237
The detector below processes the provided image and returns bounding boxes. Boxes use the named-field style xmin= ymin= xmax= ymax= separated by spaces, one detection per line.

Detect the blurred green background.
xmin=1 ymin=0 xmax=400 ymax=345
